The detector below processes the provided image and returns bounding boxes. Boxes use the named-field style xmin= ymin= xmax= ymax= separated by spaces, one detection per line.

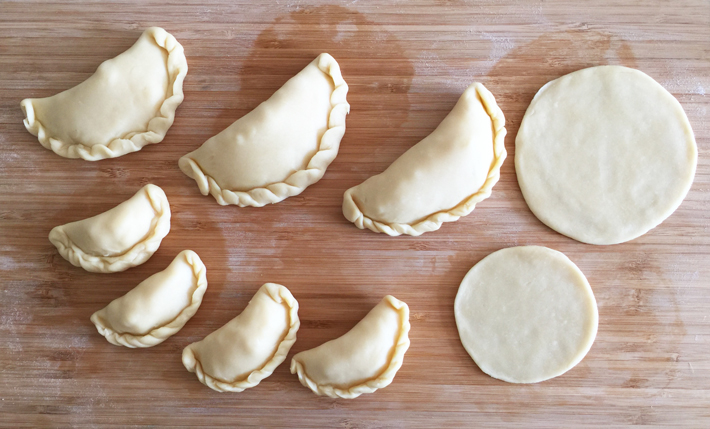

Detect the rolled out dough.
xmin=515 ymin=66 xmax=697 ymax=245
xmin=454 ymin=246 xmax=598 ymax=383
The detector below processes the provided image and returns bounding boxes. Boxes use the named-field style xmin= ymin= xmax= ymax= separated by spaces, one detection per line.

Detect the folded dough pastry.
xmin=49 ymin=184 xmax=171 ymax=273
xmin=21 ymin=27 xmax=187 ymax=160
xmin=182 ymin=283 xmax=299 ymax=392
xmin=343 ymin=83 xmax=506 ymax=236
xmin=178 ymin=53 xmax=349 ymax=207
xmin=91 ymin=250 xmax=208 ymax=348
xmin=291 ymin=295 xmax=410 ymax=399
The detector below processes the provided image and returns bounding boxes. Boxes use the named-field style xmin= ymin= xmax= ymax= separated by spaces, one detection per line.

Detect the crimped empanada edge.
xmin=48 ymin=184 xmax=171 ymax=273
xmin=342 ymin=82 xmax=507 ymax=236
xmin=181 ymin=283 xmax=300 ymax=392
xmin=90 ymin=250 xmax=208 ymax=348
xmin=20 ymin=27 xmax=188 ymax=161
xmin=178 ymin=52 xmax=350 ymax=207
xmin=290 ymin=295 xmax=411 ymax=399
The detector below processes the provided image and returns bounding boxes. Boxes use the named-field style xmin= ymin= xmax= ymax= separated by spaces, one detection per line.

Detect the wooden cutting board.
xmin=1 ymin=1 xmax=708 ymax=427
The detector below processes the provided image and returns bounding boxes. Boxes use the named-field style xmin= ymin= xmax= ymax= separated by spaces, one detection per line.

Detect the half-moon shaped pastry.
xmin=343 ymin=83 xmax=506 ymax=236
xmin=178 ymin=53 xmax=349 ymax=207
xmin=90 ymin=250 xmax=208 ymax=348
xmin=290 ymin=295 xmax=410 ymax=399
xmin=21 ymin=27 xmax=188 ymax=160
xmin=49 ymin=184 xmax=171 ymax=273
xmin=182 ymin=283 xmax=300 ymax=392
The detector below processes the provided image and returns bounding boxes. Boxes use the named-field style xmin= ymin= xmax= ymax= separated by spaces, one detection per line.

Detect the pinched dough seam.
xmin=21 ymin=27 xmax=188 ymax=161
xmin=342 ymin=83 xmax=508 ymax=236
xmin=178 ymin=53 xmax=350 ymax=207
xmin=290 ymin=295 xmax=411 ymax=399
xmin=182 ymin=283 xmax=300 ymax=392
xmin=90 ymin=250 xmax=208 ymax=348
xmin=48 ymin=184 xmax=171 ymax=273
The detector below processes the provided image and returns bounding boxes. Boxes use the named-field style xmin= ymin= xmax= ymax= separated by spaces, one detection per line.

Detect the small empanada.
xmin=21 ymin=27 xmax=187 ymax=160
xmin=290 ymin=295 xmax=410 ymax=399
xmin=179 ymin=53 xmax=349 ymax=207
xmin=343 ymin=83 xmax=506 ymax=236
xmin=91 ymin=250 xmax=208 ymax=348
xmin=49 ymin=184 xmax=171 ymax=273
xmin=182 ymin=283 xmax=300 ymax=392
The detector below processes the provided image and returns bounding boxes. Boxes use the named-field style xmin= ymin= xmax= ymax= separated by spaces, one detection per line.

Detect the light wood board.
xmin=1 ymin=0 xmax=709 ymax=427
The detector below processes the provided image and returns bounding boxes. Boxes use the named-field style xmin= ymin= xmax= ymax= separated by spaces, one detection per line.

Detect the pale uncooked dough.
xmin=182 ymin=283 xmax=299 ymax=392
xmin=516 ymin=66 xmax=697 ymax=245
xmin=179 ymin=53 xmax=349 ymax=207
xmin=290 ymin=295 xmax=410 ymax=398
xmin=48 ymin=184 xmax=171 ymax=273
xmin=21 ymin=27 xmax=188 ymax=160
xmin=343 ymin=82 xmax=506 ymax=236
xmin=91 ymin=250 xmax=207 ymax=348
xmin=455 ymin=246 xmax=598 ymax=384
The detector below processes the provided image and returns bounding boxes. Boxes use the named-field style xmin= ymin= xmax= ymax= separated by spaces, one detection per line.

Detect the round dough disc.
xmin=515 ymin=66 xmax=697 ymax=245
xmin=454 ymin=246 xmax=598 ymax=383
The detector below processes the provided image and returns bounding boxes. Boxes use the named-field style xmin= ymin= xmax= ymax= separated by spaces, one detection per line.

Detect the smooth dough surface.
xmin=49 ymin=184 xmax=171 ymax=273
xmin=21 ymin=27 xmax=187 ymax=160
xmin=516 ymin=66 xmax=697 ymax=245
xmin=290 ymin=295 xmax=410 ymax=398
xmin=179 ymin=53 xmax=349 ymax=207
xmin=342 ymin=82 xmax=506 ymax=236
xmin=455 ymin=246 xmax=598 ymax=384
xmin=182 ymin=283 xmax=299 ymax=392
xmin=91 ymin=250 xmax=207 ymax=348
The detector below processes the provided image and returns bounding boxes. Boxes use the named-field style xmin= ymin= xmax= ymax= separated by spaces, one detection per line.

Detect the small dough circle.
xmin=454 ymin=246 xmax=598 ymax=383
xmin=516 ymin=66 xmax=697 ymax=245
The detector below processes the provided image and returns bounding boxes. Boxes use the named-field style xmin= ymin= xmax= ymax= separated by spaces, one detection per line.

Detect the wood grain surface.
xmin=1 ymin=0 xmax=709 ymax=427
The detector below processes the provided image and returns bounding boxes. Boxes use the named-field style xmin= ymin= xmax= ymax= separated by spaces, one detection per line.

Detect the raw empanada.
xmin=182 ymin=283 xmax=300 ymax=392
xmin=91 ymin=250 xmax=208 ymax=348
xmin=49 ymin=184 xmax=171 ymax=273
xmin=178 ymin=53 xmax=349 ymax=207
xmin=290 ymin=295 xmax=410 ymax=399
xmin=343 ymin=83 xmax=506 ymax=236
xmin=21 ymin=27 xmax=188 ymax=160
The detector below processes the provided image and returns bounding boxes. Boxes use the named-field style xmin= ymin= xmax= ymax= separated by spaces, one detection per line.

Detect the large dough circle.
xmin=516 ymin=66 xmax=697 ymax=245
xmin=454 ymin=246 xmax=598 ymax=383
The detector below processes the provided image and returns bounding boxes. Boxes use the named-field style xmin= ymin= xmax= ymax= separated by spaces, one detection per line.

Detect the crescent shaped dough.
xmin=21 ymin=27 xmax=187 ymax=160
xmin=182 ymin=283 xmax=300 ymax=392
xmin=49 ymin=184 xmax=171 ymax=273
xmin=178 ymin=53 xmax=349 ymax=207
xmin=343 ymin=83 xmax=506 ymax=236
xmin=290 ymin=295 xmax=410 ymax=399
xmin=90 ymin=250 xmax=208 ymax=348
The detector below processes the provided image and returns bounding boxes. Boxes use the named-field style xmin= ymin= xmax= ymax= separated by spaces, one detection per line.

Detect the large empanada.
xmin=21 ymin=27 xmax=187 ymax=160
xmin=343 ymin=83 xmax=506 ymax=236
xmin=182 ymin=283 xmax=300 ymax=392
xmin=290 ymin=295 xmax=410 ymax=399
xmin=178 ymin=53 xmax=349 ymax=207
xmin=49 ymin=184 xmax=171 ymax=273
xmin=91 ymin=250 xmax=208 ymax=348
